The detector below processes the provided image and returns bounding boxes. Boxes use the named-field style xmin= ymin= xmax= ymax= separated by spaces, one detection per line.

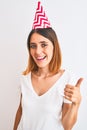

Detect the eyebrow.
xmin=30 ymin=41 xmax=48 ymax=44
xmin=39 ymin=41 xmax=48 ymax=44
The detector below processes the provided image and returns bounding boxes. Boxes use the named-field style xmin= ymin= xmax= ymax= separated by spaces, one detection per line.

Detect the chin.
xmin=37 ymin=64 xmax=48 ymax=69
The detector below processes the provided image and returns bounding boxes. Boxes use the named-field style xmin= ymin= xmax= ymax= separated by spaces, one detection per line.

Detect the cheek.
xmin=48 ymin=47 xmax=53 ymax=57
xmin=29 ymin=51 xmax=35 ymax=60
xmin=50 ymin=51 xmax=53 ymax=59
xmin=49 ymin=50 xmax=53 ymax=54
xmin=30 ymin=50 xmax=34 ymax=56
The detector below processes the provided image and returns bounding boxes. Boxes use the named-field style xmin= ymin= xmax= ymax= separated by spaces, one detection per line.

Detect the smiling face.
xmin=30 ymin=33 xmax=54 ymax=69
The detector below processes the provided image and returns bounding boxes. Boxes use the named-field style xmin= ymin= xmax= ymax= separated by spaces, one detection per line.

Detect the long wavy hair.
xmin=23 ymin=28 xmax=62 ymax=75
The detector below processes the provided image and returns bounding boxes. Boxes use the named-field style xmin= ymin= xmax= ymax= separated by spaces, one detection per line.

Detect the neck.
xmin=33 ymin=67 xmax=52 ymax=79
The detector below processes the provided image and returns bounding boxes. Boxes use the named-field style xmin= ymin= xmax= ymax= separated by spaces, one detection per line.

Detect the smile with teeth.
xmin=36 ymin=56 xmax=46 ymax=61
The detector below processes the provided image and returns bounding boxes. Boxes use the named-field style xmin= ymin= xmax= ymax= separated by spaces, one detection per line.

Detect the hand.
xmin=64 ymin=78 xmax=83 ymax=105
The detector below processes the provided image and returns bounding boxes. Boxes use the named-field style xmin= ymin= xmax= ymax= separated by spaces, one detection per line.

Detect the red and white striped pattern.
xmin=32 ymin=1 xmax=51 ymax=29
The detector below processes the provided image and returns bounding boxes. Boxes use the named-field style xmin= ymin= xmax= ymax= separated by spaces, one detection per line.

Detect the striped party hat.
xmin=32 ymin=1 xmax=51 ymax=29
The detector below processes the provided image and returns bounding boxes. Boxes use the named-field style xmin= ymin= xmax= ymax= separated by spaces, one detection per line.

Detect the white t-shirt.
xmin=17 ymin=70 xmax=74 ymax=130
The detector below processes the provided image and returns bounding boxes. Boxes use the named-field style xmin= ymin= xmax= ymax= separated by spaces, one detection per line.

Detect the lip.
xmin=36 ymin=56 xmax=46 ymax=61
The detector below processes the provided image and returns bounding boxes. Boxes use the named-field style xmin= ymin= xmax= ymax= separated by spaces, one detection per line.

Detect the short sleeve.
xmin=18 ymin=74 xmax=23 ymax=95
xmin=17 ymin=74 xmax=26 ymax=99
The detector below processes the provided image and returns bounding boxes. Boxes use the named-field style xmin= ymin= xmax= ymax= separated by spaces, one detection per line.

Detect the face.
xmin=30 ymin=33 xmax=54 ymax=69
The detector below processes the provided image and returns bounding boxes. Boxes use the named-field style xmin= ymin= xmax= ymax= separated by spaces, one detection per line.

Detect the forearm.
xmin=63 ymin=77 xmax=83 ymax=130
xmin=62 ymin=104 xmax=80 ymax=130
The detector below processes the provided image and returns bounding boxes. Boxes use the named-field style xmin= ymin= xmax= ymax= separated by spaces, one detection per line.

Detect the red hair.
xmin=23 ymin=28 xmax=62 ymax=75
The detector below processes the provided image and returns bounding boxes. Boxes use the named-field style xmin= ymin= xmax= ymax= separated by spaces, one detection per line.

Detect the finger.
xmin=75 ymin=78 xmax=83 ymax=88
xmin=64 ymin=87 xmax=73 ymax=94
xmin=64 ymin=91 xmax=73 ymax=97
xmin=65 ymin=84 xmax=74 ymax=90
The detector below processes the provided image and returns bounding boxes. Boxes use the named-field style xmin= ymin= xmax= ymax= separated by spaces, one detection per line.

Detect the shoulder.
xmin=61 ymin=69 xmax=77 ymax=85
xmin=19 ymin=72 xmax=31 ymax=91
xmin=20 ymin=72 xmax=31 ymax=84
xmin=64 ymin=69 xmax=78 ymax=85
xmin=61 ymin=69 xmax=72 ymax=82
xmin=20 ymin=72 xmax=31 ymax=79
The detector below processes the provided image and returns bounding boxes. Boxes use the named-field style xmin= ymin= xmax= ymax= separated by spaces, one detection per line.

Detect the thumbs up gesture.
xmin=64 ymin=78 xmax=83 ymax=105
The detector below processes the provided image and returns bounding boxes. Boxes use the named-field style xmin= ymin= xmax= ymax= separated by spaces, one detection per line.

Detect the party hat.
xmin=32 ymin=1 xmax=51 ymax=29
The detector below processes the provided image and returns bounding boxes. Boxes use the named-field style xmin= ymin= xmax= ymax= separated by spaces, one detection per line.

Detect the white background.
xmin=0 ymin=0 xmax=87 ymax=130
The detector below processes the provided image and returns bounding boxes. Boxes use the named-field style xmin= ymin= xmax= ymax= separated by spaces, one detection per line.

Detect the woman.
xmin=13 ymin=27 xmax=83 ymax=130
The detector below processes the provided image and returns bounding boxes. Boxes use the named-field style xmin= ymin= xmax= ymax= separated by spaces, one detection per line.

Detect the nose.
xmin=35 ymin=46 xmax=42 ymax=54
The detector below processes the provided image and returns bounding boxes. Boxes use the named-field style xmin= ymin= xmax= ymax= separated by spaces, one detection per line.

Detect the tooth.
xmin=37 ymin=57 xmax=44 ymax=59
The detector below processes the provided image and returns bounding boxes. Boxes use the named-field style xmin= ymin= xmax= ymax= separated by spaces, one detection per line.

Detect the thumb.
xmin=75 ymin=78 xmax=83 ymax=88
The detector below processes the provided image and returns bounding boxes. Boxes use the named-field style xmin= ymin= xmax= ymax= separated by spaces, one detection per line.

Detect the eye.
xmin=30 ymin=44 xmax=37 ymax=49
xmin=41 ymin=43 xmax=48 ymax=48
